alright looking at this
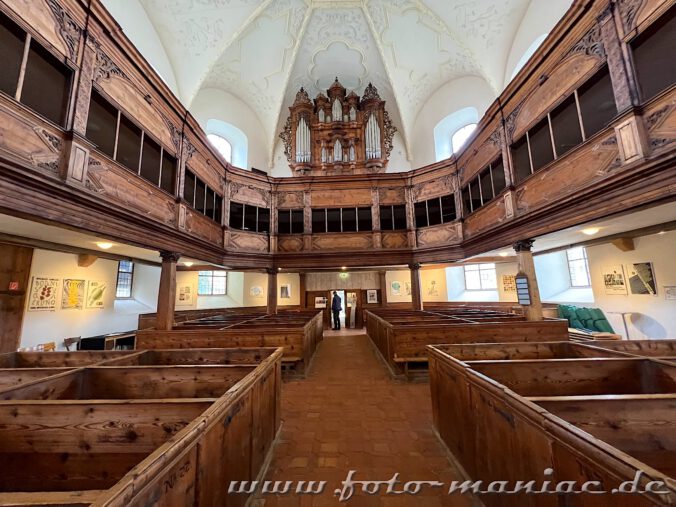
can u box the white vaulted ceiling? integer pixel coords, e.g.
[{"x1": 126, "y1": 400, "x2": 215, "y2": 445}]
[{"x1": 105, "y1": 0, "x2": 573, "y2": 168}]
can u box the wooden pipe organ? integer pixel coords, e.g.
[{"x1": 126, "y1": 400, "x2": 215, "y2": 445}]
[{"x1": 280, "y1": 78, "x2": 396, "y2": 176}]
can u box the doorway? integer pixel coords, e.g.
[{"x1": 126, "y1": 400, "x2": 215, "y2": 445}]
[{"x1": 329, "y1": 290, "x2": 346, "y2": 329}]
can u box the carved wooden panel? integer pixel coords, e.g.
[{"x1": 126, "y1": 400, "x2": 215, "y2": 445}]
[
  {"x1": 457, "y1": 124, "x2": 502, "y2": 186},
  {"x1": 511, "y1": 52, "x2": 605, "y2": 141},
  {"x1": 229, "y1": 182, "x2": 270, "y2": 208},
  {"x1": 277, "y1": 235, "x2": 304, "y2": 252},
  {"x1": 3, "y1": 0, "x2": 81, "y2": 61},
  {"x1": 381, "y1": 232, "x2": 409, "y2": 249},
  {"x1": 464, "y1": 199, "x2": 507, "y2": 238},
  {"x1": 515, "y1": 131, "x2": 620, "y2": 214},
  {"x1": 311, "y1": 233, "x2": 373, "y2": 251},
  {"x1": 184, "y1": 210, "x2": 223, "y2": 246},
  {"x1": 228, "y1": 230, "x2": 269, "y2": 253},
  {"x1": 310, "y1": 188, "x2": 372, "y2": 207},
  {"x1": 416, "y1": 222, "x2": 461, "y2": 248},
  {"x1": 618, "y1": 0, "x2": 665, "y2": 34},
  {"x1": 644, "y1": 92, "x2": 676, "y2": 157},
  {"x1": 378, "y1": 186, "x2": 405, "y2": 204},
  {"x1": 277, "y1": 191, "x2": 305, "y2": 209},
  {"x1": 411, "y1": 175, "x2": 454, "y2": 202},
  {"x1": 185, "y1": 140, "x2": 223, "y2": 194},
  {"x1": 0, "y1": 100, "x2": 64, "y2": 176},
  {"x1": 85, "y1": 155, "x2": 176, "y2": 226}
]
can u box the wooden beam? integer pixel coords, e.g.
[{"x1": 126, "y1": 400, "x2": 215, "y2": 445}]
[
  {"x1": 156, "y1": 252, "x2": 179, "y2": 331},
  {"x1": 409, "y1": 263, "x2": 423, "y2": 311},
  {"x1": 267, "y1": 269, "x2": 278, "y2": 315},
  {"x1": 77, "y1": 254, "x2": 98, "y2": 267},
  {"x1": 611, "y1": 237, "x2": 635, "y2": 252}
]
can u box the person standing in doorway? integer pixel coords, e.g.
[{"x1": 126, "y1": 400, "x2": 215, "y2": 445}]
[{"x1": 331, "y1": 291, "x2": 342, "y2": 330}]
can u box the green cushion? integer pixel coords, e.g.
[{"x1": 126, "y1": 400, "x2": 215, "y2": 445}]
[
  {"x1": 576, "y1": 307, "x2": 593, "y2": 321},
  {"x1": 589, "y1": 308, "x2": 606, "y2": 320},
  {"x1": 594, "y1": 319, "x2": 614, "y2": 333},
  {"x1": 570, "y1": 319, "x2": 584, "y2": 329}
]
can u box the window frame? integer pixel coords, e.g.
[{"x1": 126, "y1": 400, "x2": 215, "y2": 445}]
[
  {"x1": 115, "y1": 260, "x2": 134, "y2": 299},
  {"x1": 197, "y1": 270, "x2": 228, "y2": 296},
  {"x1": 566, "y1": 247, "x2": 592, "y2": 288},
  {"x1": 463, "y1": 263, "x2": 498, "y2": 291}
]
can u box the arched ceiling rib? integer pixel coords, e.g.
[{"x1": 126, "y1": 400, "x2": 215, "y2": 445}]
[{"x1": 116, "y1": 0, "x2": 575, "y2": 167}]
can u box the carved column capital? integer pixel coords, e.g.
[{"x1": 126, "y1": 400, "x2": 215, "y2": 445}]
[
  {"x1": 160, "y1": 251, "x2": 181, "y2": 263},
  {"x1": 408, "y1": 262, "x2": 422, "y2": 271},
  {"x1": 513, "y1": 239, "x2": 534, "y2": 253},
  {"x1": 266, "y1": 268, "x2": 278, "y2": 276}
]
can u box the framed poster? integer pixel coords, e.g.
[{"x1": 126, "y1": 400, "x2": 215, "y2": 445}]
[
  {"x1": 86, "y1": 281, "x2": 107, "y2": 309},
  {"x1": 626, "y1": 262, "x2": 657, "y2": 295},
  {"x1": 28, "y1": 277, "x2": 59, "y2": 311},
  {"x1": 390, "y1": 280, "x2": 402, "y2": 296},
  {"x1": 280, "y1": 284, "x2": 291, "y2": 299},
  {"x1": 314, "y1": 296, "x2": 327, "y2": 308},
  {"x1": 665, "y1": 286, "x2": 676, "y2": 300},
  {"x1": 602, "y1": 265, "x2": 628, "y2": 295},
  {"x1": 250, "y1": 286, "x2": 264, "y2": 299},
  {"x1": 501, "y1": 275, "x2": 516, "y2": 293},
  {"x1": 405, "y1": 281, "x2": 411, "y2": 296},
  {"x1": 61, "y1": 279, "x2": 85, "y2": 310},
  {"x1": 427, "y1": 280, "x2": 439, "y2": 296},
  {"x1": 176, "y1": 284, "x2": 194, "y2": 306},
  {"x1": 367, "y1": 289, "x2": 378, "y2": 304}
]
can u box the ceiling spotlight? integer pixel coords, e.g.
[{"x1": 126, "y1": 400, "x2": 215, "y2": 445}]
[
  {"x1": 183, "y1": 261, "x2": 194, "y2": 267},
  {"x1": 341, "y1": 266, "x2": 347, "y2": 270},
  {"x1": 581, "y1": 227, "x2": 600, "y2": 236},
  {"x1": 498, "y1": 252, "x2": 510, "y2": 257},
  {"x1": 278, "y1": 267, "x2": 282, "y2": 271},
  {"x1": 96, "y1": 242, "x2": 113, "y2": 250}
]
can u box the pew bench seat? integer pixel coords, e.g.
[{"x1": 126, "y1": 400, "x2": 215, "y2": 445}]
[{"x1": 393, "y1": 356, "x2": 429, "y2": 379}]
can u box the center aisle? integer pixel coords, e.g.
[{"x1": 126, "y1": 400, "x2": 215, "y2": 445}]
[{"x1": 252, "y1": 331, "x2": 476, "y2": 506}]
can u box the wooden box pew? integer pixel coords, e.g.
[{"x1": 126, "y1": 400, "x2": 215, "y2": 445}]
[
  {"x1": 428, "y1": 347, "x2": 676, "y2": 506},
  {"x1": 0, "y1": 348, "x2": 283, "y2": 506},
  {"x1": 430, "y1": 341, "x2": 630, "y2": 362},
  {"x1": 581, "y1": 339, "x2": 676, "y2": 361},
  {"x1": 96, "y1": 347, "x2": 279, "y2": 366}
]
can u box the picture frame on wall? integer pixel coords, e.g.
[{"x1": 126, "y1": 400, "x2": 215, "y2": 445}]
[
  {"x1": 28, "y1": 277, "x2": 59, "y2": 311},
  {"x1": 602, "y1": 265, "x2": 628, "y2": 295},
  {"x1": 391, "y1": 281, "x2": 402, "y2": 296},
  {"x1": 315, "y1": 296, "x2": 327, "y2": 308},
  {"x1": 625, "y1": 262, "x2": 657, "y2": 295},
  {"x1": 366, "y1": 289, "x2": 378, "y2": 304},
  {"x1": 176, "y1": 284, "x2": 195, "y2": 306},
  {"x1": 85, "y1": 281, "x2": 107, "y2": 309},
  {"x1": 61, "y1": 279, "x2": 85, "y2": 310},
  {"x1": 280, "y1": 284, "x2": 291, "y2": 299}
]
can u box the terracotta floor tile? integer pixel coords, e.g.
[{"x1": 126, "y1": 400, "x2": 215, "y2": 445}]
[{"x1": 251, "y1": 332, "x2": 477, "y2": 506}]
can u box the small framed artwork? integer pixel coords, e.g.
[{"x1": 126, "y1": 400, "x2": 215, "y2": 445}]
[
  {"x1": 280, "y1": 284, "x2": 291, "y2": 299},
  {"x1": 314, "y1": 296, "x2": 327, "y2": 308},
  {"x1": 602, "y1": 265, "x2": 628, "y2": 295},
  {"x1": 367, "y1": 289, "x2": 378, "y2": 304},
  {"x1": 625, "y1": 262, "x2": 657, "y2": 295},
  {"x1": 391, "y1": 280, "x2": 402, "y2": 296}
]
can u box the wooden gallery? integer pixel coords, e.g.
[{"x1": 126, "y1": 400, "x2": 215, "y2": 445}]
[{"x1": 0, "y1": 0, "x2": 674, "y2": 505}]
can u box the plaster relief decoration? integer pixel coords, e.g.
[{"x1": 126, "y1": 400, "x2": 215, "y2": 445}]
[
  {"x1": 250, "y1": 286, "x2": 264, "y2": 299},
  {"x1": 61, "y1": 279, "x2": 85, "y2": 310},
  {"x1": 280, "y1": 283, "x2": 291, "y2": 299},
  {"x1": 501, "y1": 275, "x2": 517, "y2": 293},
  {"x1": 626, "y1": 262, "x2": 657, "y2": 296},
  {"x1": 86, "y1": 281, "x2": 107, "y2": 309},
  {"x1": 602, "y1": 265, "x2": 628, "y2": 295},
  {"x1": 176, "y1": 284, "x2": 195, "y2": 307},
  {"x1": 28, "y1": 277, "x2": 59, "y2": 311},
  {"x1": 281, "y1": 79, "x2": 395, "y2": 176}
]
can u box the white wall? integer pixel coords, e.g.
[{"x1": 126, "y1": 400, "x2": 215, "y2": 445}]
[
  {"x1": 585, "y1": 232, "x2": 676, "y2": 339},
  {"x1": 20, "y1": 250, "x2": 154, "y2": 350}
]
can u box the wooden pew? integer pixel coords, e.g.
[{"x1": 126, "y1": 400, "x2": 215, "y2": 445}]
[{"x1": 0, "y1": 347, "x2": 283, "y2": 506}]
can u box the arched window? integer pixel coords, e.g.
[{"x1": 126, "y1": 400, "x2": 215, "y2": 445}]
[
  {"x1": 451, "y1": 123, "x2": 478, "y2": 154},
  {"x1": 207, "y1": 133, "x2": 232, "y2": 163}
]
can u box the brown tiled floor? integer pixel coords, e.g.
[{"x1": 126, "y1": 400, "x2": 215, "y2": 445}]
[{"x1": 251, "y1": 331, "x2": 476, "y2": 506}]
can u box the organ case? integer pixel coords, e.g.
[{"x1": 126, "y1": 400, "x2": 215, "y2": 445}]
[{"x1": 280, "y1": 78, "x2": 396, "y2": 176}]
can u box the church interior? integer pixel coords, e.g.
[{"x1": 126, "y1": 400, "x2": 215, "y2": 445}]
[{"x1": 0, "y1": 0, "x2": 674, "y2": 504}]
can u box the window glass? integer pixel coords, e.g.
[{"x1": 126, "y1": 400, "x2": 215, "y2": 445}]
[
  {"x1": 567, "y1": 247, "x2": 591, "y2": 287},
  {"x1": 257, "y1": 207, "x2": 270, "y2": 233},
  {"x1": 243, "y1": 204, "x2": 257, "y2": 231},
  {"x1": 491, "y1": 158, "x2": 506, "y2": 193},
  {"x1": 427, "y1": 198, "x2": 442, "y2": 226},
  {"x1": 207, "y1": 133, "x2": 232, "y2": 163},
  {"x1": 380, "y1": 205, "x2": 393, "y2": 231},
  {"x1": 528, "y1": 117, "x2": 554, "y2": 171},
  {"x1": 312, "y1": 209, "x2": 326, "y2": 233},
  {"x1": 22, "y1": 41, "x2": 71, "y2": 126},
  {"x1": 393, "y1": 205, "x2": 407, "y2": 230},
  {"x1": 195, "y1": 178, "x2": 206, "y2": 214},
  {"x1": 358, "y1": 207, "x2": 372, "y2": 231},
  {"x1": 469, "y1": 178, "x2": 482, "y2": 211},
  {"x1": 327, "y1": 208, "x2": 341, "y2": 233},
  {"x1": 342, "y1": 208, "x2": 357, "y2": 232},
  {"x1": 115, "y1": 260, "x2": 134, "y2": 298},
  {"x1": 139, "y1": 134, "x2": 161, "y2": 186},
  {"x1": 550, "y1": 95, "x2": 583, "y2": 157},
  {"x1": 198, "y1": 271, "x2": 227, "y2": 296},
  {"x1": 229, "y1": 202, "x2": 244, "y2": 229},
  {"x1": 291, "y1": 209, "x2": 304, "y2": 234},
  {"x1": 464, "y1": 263, "x2": 497, "y2": 290},
  {"x1": 441, "y1": 195, "x2": 455, "y2": 223},
  {"x1": 116, "y1": 115, "x2": 142, "y2": 173},
  {"x1": 278, "y1": 209, "x2": 291, "y2": 234},
  {"x1": 462, "y1": 186, "x2": 472, "y2": 215},
  {"x1": 184, "y1": 170, "x2": 196, "y2": 207},
  {"x1": 205, "y1": 187, "x2": 215, "y2": 220},
  {"x1": 631, "y1": 7, "x2": 676, "y2": 102},
  {"x1": 160, "y1": 152, "x2": 176, "y2": 194},
  {"x1": 511, "y1": 136, "x2": 532, "y2": 182},
  {"x1": 0, "y1": 13, "x2": 24, "y2": 96},
  {"x1": 577, "y1": 67, "x2": 617, "y2": 138},
  {"x1": 414, "y1": 201, "x2": 428, "y2": 228},
  {"x1": 479, "y1": 169, "x2": 493, "y2": 204},
  {"x1": 451, "y1": 123, "x2": 477, "y2": 153},
  {"x1": 86, "y1": 90, "x2": 118, "y2": 158}
]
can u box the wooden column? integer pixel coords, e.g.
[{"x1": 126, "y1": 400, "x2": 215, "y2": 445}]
[
  {"x1": 599, "y1": 5, "x2": 638, "y2": 112},
  {"x1": 378, "y1": 270, "x2": 388, "y2": 306},
  {"x1": 513, "y1": 239, "x2": 543, "y2": 321},
  {"x1": 156, "y1": 251, "x2": 180, "y2": 331},
  {"x1": 299, "y1": 272, "x2": 307, "y2": 308},
  {"x1": 409, "y1": 262, "x2": 423, "y2": 311},
  {"x1": 267, "y1": 268, "x2": 278, "y2": 315}
]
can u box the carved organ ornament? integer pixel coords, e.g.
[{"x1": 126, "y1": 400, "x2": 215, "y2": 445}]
[{"x1": 280, "y1": 78, "x2": 396, "y2": 176}]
